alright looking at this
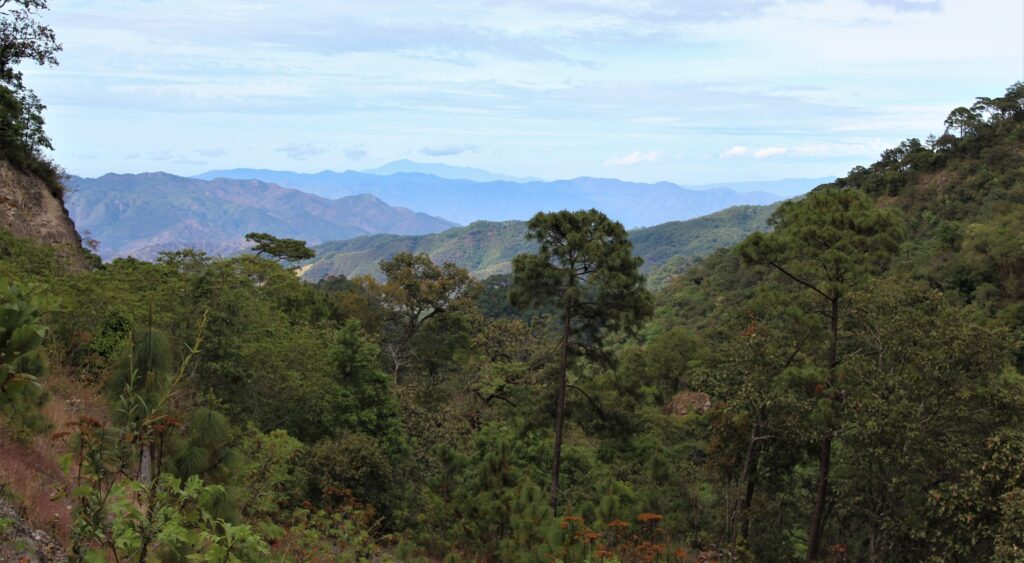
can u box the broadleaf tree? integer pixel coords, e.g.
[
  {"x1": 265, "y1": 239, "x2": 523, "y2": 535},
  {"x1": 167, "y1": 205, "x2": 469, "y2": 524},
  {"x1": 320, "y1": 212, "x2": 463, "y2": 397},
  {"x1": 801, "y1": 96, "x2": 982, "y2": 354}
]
[
  {"x1": 0, "y1": 0, "x2": 62, "y2": 186},
  {"x1": 375, "y1": 252, "x2": 480, "y2": 380},
  {"x1": 0, "y1": 277, "x2": 54, "y2": 432}
]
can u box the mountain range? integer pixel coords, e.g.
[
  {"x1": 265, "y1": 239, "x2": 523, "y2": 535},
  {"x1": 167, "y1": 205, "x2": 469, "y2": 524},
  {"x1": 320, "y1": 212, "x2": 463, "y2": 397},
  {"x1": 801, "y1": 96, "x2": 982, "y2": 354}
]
[
  {"x1": 194, "y1": 167, "x2": 822, "y2": 227},
  {"x1": 64, "y1": 173, "x2": 455, "y2": 260},
  {"x1": 300, "y1": 204, "x2": 778, "y2": 283},
  {"x1": 65, "y1": 162, "x2": 818, "y2": 267},
  {"x1": 360, "y1": 159, "x2": 539, "y2": 183}
]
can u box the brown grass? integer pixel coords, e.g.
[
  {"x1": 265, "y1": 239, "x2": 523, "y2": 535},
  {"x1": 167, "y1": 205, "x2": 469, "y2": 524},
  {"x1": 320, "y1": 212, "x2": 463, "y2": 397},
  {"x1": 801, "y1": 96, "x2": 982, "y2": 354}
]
[{"x1": 0, "y1": 365, "x2": 108, "y2": 543}]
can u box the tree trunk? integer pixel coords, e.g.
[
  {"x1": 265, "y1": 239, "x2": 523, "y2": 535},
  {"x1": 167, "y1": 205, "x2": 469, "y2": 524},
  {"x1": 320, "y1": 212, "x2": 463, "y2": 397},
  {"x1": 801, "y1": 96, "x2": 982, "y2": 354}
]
[
  {"x1": 138, "y1": 442, "x2": 152, "y2": 484},
  {"x1": 806, "y1": 296, "x2": 840, "y2": 562},
  {"x1": 737, "y1": 414, "x2": 764, "y2": 544},
  {"x1": 806, "y1": 432, "x2": 833, "y2": 562},
  {"x1": 868, "y1": 521, "x2": 879, "y2": 563},
  {"x1": 550, "y1": 304, "x2": 571, "y2": 511}
]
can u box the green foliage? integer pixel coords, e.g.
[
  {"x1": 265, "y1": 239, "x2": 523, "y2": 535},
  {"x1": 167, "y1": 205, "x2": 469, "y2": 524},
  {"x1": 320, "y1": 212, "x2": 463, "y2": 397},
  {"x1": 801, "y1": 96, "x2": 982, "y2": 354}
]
[
  {"x1": 440, "y1": 424, "x2": 556, "y2": 559},
  {"x1": 740, "y1": 188, "x2": 905, "y2": 302},
  {"x1": 309, "y1": 432, "x2": 394, "y2": 517},
  {"x1": 236, "y1": 428, "x2": 309, "y2": 521},
  {"x1": 374, "y1": 251, "x2": 481, "y2": 379},
  {"x1": 830, "y1": 282, "x2": 1021, "y2": 561},
  {"x1": 63, "y1": 315, "x2": 269, "y2": 561},
  {"x1": 272, "y1": 501, "x2": 384, "y2": 561},
  {"x1": 307, "y1": 220, "x2": 538, "y2": 281},
  {"x1": 925, "y1": 431, "x2": 1024, "y2": 561},
  {"x1": 512, "y1": 209, "x2": 653, "y2": 509},
  {"x1": 0, "y1": 277, "x2": 53, "y2": 432},
  {"x1": 4, "y1": 82, "x2": 1024, "y2": 562},
  {"x1": 71, "y1": 472, "x2": 269, "y2": 562},
  {"x1": 305, "y1": 205, "x2": 778, "y2": 286},
  {"x1": 0, "y1": 229, "x2": 64, "y2": 281},
  {"x1": 244, "y1": 232, "x2": 315, "y2": 264},
  {"x1": 0, "y1": 1, "x2": 63, "y2": 195},
  {"x1": 739, "y1": 187, "x2": 905, "y2": 559},
  {"x1": 512, "y1": 209, "x2": 654, "y2": 364}
]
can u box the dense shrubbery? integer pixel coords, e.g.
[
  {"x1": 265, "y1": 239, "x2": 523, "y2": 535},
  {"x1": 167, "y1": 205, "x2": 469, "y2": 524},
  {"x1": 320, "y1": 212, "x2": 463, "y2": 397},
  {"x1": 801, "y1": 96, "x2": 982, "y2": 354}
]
[{"x1": 1, "y1": 84, "x2": 1024, "y2": 560}]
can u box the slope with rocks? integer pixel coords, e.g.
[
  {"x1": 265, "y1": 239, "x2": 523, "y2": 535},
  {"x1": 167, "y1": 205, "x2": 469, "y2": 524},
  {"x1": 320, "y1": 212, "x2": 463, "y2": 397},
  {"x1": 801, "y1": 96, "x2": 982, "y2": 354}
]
[{"x1": 0, "y1": 160, "x2": 86, "y2": 268}]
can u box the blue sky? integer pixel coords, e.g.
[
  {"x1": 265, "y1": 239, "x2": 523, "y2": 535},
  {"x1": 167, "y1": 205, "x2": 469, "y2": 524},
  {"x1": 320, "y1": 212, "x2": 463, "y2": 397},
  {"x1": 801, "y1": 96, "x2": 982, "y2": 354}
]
[{"x1": 27, "y1": 0, "x2": 1024, "y2": 183}]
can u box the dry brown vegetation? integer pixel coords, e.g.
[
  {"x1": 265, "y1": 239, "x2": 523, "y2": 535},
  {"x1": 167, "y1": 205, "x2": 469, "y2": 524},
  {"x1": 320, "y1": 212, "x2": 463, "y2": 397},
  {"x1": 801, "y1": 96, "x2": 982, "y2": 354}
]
[{"x1": 0, "y1": 366, "x2": 107, "y2": 542}]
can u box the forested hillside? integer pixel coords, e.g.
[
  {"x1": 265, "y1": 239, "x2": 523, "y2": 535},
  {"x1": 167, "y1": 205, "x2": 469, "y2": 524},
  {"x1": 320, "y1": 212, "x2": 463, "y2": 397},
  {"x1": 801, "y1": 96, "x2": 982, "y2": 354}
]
[
  {"x1": 2, "y1": 15, "x2": 1024, "y2": 555},
  {"x1": 303, "y1": 204, "x2": 778, "y2": 283}
]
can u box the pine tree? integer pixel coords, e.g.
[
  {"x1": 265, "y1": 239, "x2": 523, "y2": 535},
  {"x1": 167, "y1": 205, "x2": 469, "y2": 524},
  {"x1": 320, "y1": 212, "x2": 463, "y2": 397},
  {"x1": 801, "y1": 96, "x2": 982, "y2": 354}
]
[
  {"x1": 511, "y1": 209, "x2": 653, "y2": 510},
  {"x1": 739, "y1": 187, "x2": 904, "y2": 561}
]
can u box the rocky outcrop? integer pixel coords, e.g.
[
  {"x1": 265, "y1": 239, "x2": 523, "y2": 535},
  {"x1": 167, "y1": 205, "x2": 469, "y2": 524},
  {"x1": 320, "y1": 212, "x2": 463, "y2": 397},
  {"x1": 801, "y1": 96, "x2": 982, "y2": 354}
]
[
  {"x1": 0, "y1": 499, "x2": 65, "y2": 562},
  {"x1": 0, "y1": 160, "x2": 86, "y2": 267},
  {"x1": 664, "y1": 391, "x2": 712, "y2": 416}
]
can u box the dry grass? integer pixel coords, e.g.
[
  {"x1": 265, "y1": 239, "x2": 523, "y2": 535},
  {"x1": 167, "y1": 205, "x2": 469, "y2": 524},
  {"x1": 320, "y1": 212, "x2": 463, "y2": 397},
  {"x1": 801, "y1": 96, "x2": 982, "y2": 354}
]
[{"x1": 0, "y1": 366, "x2": 108, "y2": 543}]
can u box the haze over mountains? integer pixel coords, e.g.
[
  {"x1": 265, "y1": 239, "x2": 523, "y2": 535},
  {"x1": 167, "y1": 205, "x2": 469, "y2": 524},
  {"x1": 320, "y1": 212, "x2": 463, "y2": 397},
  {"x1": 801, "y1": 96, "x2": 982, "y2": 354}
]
[
  {"x1": 65, "y1": 173, "x2": 455, "y2": 260},
  {"x1": 360, "y1": 159, "x2": 540, "y2": 183},
  {"x1": 64, "y1": 161, "x2": 825, "y2": 265},
  {"x1": 195, "y1": 163, "x2": 826, "y2": 227}
]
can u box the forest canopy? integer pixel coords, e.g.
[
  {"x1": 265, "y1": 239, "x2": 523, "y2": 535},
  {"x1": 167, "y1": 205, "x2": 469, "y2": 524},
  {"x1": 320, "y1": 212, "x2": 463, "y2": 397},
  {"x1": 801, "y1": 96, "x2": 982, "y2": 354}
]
[{"x1": 2, "y1": 73, "x2": 1024, "y2": 560}]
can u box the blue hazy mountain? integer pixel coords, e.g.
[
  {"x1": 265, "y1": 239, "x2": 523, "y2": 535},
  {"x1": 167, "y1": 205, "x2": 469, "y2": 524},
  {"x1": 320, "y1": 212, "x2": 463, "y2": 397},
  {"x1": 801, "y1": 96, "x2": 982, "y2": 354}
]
[
  {"x1": 65, "y1": 172, "x2": 456, "y2": 260},
  {"x1": 360, "y1": 159, "x2": 539, "y2": 183},
  {"x1": 194, "y1": 167, "x2": 821, "y2": 227},
  {"x1": 697, "y1": 177, "x2": 834, "y2": 198}
]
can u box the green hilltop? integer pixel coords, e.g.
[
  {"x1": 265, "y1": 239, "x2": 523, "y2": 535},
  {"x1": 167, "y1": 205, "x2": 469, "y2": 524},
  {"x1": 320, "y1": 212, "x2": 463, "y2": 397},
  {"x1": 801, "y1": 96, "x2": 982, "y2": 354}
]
[{"x1": 302, "y1": 203, "x2": 780, "y2": 284}]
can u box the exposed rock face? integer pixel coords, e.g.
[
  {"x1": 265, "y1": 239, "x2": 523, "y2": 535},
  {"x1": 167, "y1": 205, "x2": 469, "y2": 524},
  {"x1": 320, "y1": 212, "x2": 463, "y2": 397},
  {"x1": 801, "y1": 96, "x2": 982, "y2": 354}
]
[
  {"x1": 0, "y1": 499, "x2": 66, "y2": 562},
  {"x1": 664, "y1": 391, "x2": 712, "y2": 416},
  {"x1": 0, "y1": 160, "x2": 85, "y2": 265}
]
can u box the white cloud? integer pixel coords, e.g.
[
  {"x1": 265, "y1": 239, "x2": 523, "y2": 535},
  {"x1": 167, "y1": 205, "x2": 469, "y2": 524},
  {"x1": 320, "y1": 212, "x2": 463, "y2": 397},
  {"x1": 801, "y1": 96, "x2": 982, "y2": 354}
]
[
  {"x1": 719, "y1": 145, "x2": 750, "y2": 158},
  {"x1": 753, "y1": 147, "x2": 788, "y2": 158},
  {"x1": 276, "y1": 143, "x2": 328, "y2": 161},
  {"x1": 605, "y1": 150, "x2": 662, "y2": 166},
  {"x1": 195, "y1": 148, "x2": 226, "y2": 158},
  {"x1": 421, "y1": 144, "x2": 479, "y2": 157},
  {"x1": 344, "y1": 147, "x2": 368, "y2": 161},
  {"x1": 790, "y1": 140, "x2": 889, "y2": 157},
  {"x1": 35, "y1": 0, "x2": 1021, "y2": 180}
]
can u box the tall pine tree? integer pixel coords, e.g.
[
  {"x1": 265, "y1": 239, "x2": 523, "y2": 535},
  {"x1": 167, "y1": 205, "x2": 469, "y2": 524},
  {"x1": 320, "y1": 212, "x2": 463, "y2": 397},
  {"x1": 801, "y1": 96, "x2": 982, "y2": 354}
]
[
  {"x1": 739, "y1": 187, "x2": 904, "y2": 561},
  {"x1": 511, "y1": 209, "x2": 652, "y2": 510}
]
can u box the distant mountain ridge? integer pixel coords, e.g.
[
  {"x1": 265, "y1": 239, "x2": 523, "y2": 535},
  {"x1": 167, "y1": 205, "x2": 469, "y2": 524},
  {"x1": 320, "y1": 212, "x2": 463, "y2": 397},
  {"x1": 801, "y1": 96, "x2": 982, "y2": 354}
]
[
  {"x1": 65, "y1": 172, "x2": 456, "y2": 260},
  {"x1": 301, "y1": 204, "x2": 778, "y2": 283},
  {"x1": 696, "y1": 177, "x2": 834, "y2": 198},
  {"x1": 194, "y1": 167, "x2": 815, "y2": 227},
  {"x1": 360, "y1": 159, "x2": 539, "y2": 183}
]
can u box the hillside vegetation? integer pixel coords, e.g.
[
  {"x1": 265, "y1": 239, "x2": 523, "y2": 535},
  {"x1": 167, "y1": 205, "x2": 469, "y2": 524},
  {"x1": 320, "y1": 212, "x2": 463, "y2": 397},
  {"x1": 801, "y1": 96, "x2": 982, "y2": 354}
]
[
  {"x1": 3, "y1": 78, "x2": 1024, "y2": 561},
  {"x1": 304, "y1": 203, "x2": 779, "y2": 283}
]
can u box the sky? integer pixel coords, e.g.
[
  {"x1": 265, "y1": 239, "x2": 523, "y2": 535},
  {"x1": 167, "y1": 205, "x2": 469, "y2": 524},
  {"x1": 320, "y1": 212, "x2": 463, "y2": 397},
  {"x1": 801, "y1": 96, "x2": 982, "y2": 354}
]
[{"x1": 26, "y1": 0, "x2": 1024, "y2": 184}]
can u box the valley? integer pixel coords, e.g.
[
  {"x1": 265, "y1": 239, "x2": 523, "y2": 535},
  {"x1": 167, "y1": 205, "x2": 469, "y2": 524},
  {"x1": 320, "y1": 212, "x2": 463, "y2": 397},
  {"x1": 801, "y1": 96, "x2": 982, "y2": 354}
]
[{"x1": 1, "y1": 1, "x2": 1021, "y2": 561}]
